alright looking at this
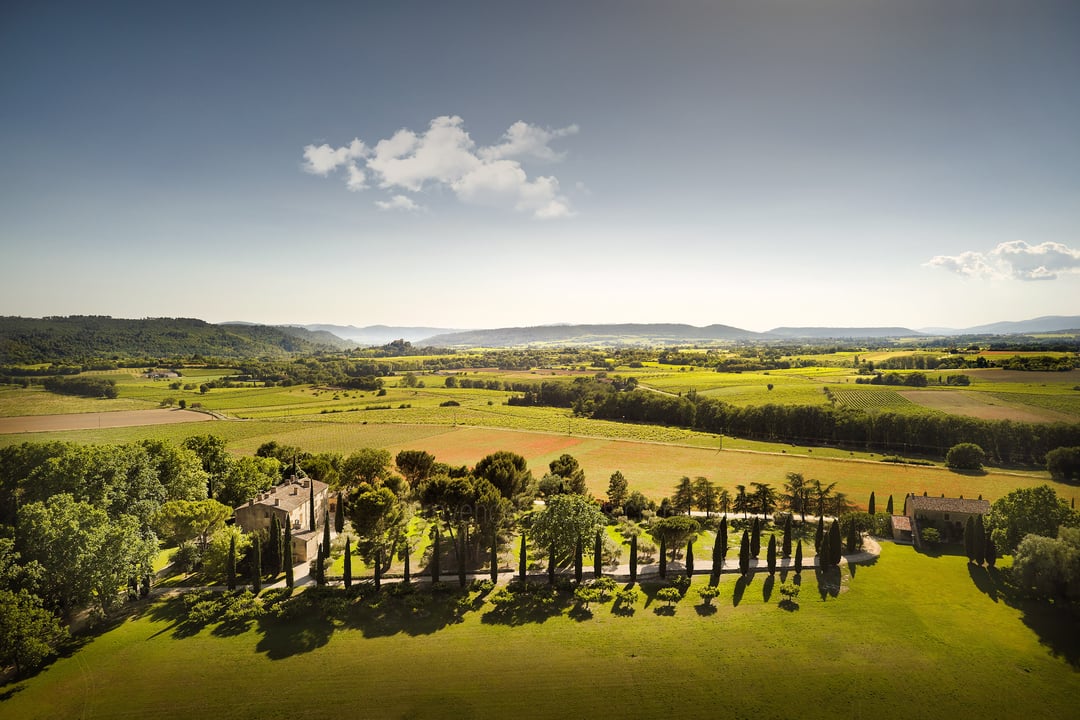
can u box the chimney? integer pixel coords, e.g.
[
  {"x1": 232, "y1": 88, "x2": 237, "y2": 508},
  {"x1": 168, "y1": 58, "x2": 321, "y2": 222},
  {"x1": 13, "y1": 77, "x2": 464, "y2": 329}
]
[
  {"x1": 274, "y1": 499, "x2": 280, "y2": 506},
  {"x1": 302, "y1": 479, "x2": 309, "y2": 488},
  {"x1": 292, "y1": 487, "x2": 298, "y2": 496},
  {"x1": 248, "y1": 500, "x2": 254, "y2": 506}
]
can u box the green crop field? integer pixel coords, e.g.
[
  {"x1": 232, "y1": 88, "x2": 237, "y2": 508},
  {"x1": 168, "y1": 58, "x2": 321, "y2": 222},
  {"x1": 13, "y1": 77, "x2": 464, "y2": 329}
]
[
  {"x1": 3, "y1": 543, "x2": 1077, "y2": 719},
  {"x1": 827, "y1": 387, "x2": 917, "y2": 412}
]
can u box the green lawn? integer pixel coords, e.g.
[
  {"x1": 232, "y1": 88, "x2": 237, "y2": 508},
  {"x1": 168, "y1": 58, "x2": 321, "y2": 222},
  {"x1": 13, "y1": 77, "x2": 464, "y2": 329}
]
[{"x1": 3, "y1": 543, "x2": 1077, "y2": 719}]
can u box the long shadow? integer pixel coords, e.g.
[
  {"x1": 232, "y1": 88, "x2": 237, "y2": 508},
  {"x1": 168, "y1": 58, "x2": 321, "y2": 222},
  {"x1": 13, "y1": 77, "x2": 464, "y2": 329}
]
[
  {"x1": 762, "y1": 574, "x2": 775, "y2": 602},
  {"x1": 694, "y1": 603, "x2": 718, "y2": 616},
  {"x1": 732, "y1": 574, "x2": 750, "y2": 607},
  {"x1": 816, "y1": 567, "x2": 841, "y2": 600},
  {"x1": 480, "y1": 582, "x2": 572, "y2": 626},
  {"x1": 967, "y1": 563, "x2": 999, "y2": 603}
]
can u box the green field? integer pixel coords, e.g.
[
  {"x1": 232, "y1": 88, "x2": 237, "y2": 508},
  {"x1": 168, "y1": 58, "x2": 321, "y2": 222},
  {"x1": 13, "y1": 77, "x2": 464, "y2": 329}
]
[{"x1": 3, "y1": 543, "x2": 1077, "y2": 719}]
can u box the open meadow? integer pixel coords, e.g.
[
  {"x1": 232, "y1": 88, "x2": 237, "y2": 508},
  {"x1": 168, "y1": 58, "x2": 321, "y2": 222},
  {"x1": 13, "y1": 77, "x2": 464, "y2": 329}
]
[{"x1": 3, "y1": 544, "x2": 1077, "y2": 720}]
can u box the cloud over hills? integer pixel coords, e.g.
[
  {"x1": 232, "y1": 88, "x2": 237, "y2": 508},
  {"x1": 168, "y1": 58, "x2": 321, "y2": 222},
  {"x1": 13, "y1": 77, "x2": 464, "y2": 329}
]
[
  {"x1": 302, "y1": 116, "x2": 577, "y2": 218},
  {"x1": 926, "y1": 241, "x2": 1080, "y2": 281}
]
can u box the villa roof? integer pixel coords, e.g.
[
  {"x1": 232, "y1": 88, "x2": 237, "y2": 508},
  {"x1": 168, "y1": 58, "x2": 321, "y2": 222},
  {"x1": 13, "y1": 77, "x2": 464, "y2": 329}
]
[
  {"x1": 236, "y1": 476, "x2": 328, "y2": 513},
  {"x1": 891, "y1": 515, "x2": 911, "y2": 532},
  {"x1": 907, "y1": 495, "x2": 990, "y2": 515}
]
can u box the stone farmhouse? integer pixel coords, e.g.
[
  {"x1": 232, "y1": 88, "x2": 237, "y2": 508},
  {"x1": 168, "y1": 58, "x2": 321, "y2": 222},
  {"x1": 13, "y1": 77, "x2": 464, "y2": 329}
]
[
  {"x1": 234, "y1": 476, "x2": 331, "y2": 564},
  {"x1": 904, "y1": 493, "x2": 990, "y2": 548}
]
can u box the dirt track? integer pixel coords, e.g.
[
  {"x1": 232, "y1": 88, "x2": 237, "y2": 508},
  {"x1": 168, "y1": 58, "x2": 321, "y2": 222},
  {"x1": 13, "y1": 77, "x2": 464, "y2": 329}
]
[{"x1": 0, "y1": 409, "x2": 215, "y2": 434}]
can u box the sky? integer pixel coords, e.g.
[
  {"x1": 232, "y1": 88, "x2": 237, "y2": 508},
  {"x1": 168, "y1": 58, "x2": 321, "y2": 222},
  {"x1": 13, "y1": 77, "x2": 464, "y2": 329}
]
[{"x1": 2, "y1": 0, "x2": 1079, "y2": 333}]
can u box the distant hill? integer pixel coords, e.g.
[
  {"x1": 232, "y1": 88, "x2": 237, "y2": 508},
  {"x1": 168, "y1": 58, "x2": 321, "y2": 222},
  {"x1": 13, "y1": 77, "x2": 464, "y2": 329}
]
[
  {"x1": 764, "y1": 327, "x2": 923, "y2": 339},
  {"x1": 0, "y1": 316, "x2": 346, "y2": 363},
  {"x1": 919, "y1": 315, "x2": 1080, "y2": 335},
  {"x1": 420, "y1": 323, "x2": 763, "y2": 347},
  {"x1": 298, "y1": 324, "x2": 461, "y2": 346}
]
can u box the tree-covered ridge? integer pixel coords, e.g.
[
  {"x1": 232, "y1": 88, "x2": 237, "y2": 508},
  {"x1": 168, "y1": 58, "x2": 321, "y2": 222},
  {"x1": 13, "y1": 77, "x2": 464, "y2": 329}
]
[{"x1": 0, "y1": 316, "x2": 350, "y2": 363}]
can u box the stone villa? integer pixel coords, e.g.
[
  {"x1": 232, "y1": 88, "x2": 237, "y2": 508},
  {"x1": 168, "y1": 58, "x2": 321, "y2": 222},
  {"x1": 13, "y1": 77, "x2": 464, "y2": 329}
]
[{"x1": 234, "y1": 476, "x2": 331, "y2": 564}]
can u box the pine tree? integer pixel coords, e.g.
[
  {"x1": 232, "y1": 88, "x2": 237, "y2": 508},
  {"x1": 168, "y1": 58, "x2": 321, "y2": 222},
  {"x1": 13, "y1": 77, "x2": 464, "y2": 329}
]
[
  {"x1": 284, "y1": 522, "x2": 294, "y2": 588},
  {"x1": 374, "y1": 545, "x2": 381, "y2": 591},
  {"x1": 548, "y1": 543, "x2": 556, "y2": 585},
  {"x1": 629, "y1": 533, "x2": 638, "y2": 584},
  {"x1": 886, "y1": 495, "x2": 894, "y2": 515},
  {"x1": 490, "y1": 529, "x2": 499, "y2": 584},
  {"x1": 308, "y1": 481, "x2": 316, "y2": 532},
  {"x1": 432, "y1": 526, "x2": 441, "y2": 583},
  {"x1": 343, "y1": 537, "x2": 352, "y2": 588},
  {"x1": 964, "y1": 516, "x2": 976, "y2": 562},
  {"x1": 594, "y1": 530, "x2": 603, "y2": 579},
  {"x1": 794, "y1": 539, "x2": 803, "y2": 575},
  {"x1": 815, "y1": 516, "x2": 824, "y2": 551},
  {"x1": 659, "y1": 535, "x2": 667, "y2": 578},
  {"x1": 226, "y1": 533, "x2": 237, "y2": 590},
  {"x1": 974, "y1": 514, "x2": 986, "y2": 566},
  {"x1": 738, "y1": 530, "x2": 750, "y2": 576},
  {"x1": 750, "y1": 517, "x2": 761, "y2": 558},
  {"x1": 251, "y1": 540, "x2": 262, "y2": 593},
  {"x1": 868, "y1": 491, "x2": 876, "y2": 515},
  {"x1": 574, "y1": 536, "x2": 583, "y2": 583},
  {"x1": 519, "y1": 533, "x2": 527, "y2": 582},
  {"x1": 334, "y1": 493, "x2": 344, "y2": 534},
  {"x1": 782, "y1": 514, "x2": 792, "y2": 558},
  {"x1": 829, "y1": 521, "x2": 842, "y2": 566},
  {"x1": 767, "y1": 534, "x2": 777, "y2": 575},
  {"x1": 685, "y1": 538, "x2": 694, "y2": 578}
]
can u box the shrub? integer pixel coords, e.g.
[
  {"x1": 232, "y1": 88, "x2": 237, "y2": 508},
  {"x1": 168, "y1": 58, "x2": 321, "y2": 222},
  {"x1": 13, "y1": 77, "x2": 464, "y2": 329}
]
[
  {"x1": 920, "y1": 527, "x2": 941, "y2": 545},
  {"x1": 945, "y1": 443, "x2": 986, "y2": 471},
  {"x1": 697, "y1": 585, "x2": 721, "y2": 606},
  {"x1": 656, "y1": 587, "x2": 681, "y2": 607},
  {"x1": 779, "y1": 580, "x2": 800, "y2": 602}
]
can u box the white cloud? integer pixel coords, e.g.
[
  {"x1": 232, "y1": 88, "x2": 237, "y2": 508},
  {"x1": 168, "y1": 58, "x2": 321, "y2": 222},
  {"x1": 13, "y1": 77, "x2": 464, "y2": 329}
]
[
  {"x1": 926, "y1": 241, "x2": 1080, "y2": 281},
  {"x1": 301, "y1": 138, "x2": 367, "y2": 175},
  {"x1": 374, "y1": 194, "x2": 424, "y2": 212},
  {"x1": 302, "y1": 116, "x2": 577, "y2": 218}
]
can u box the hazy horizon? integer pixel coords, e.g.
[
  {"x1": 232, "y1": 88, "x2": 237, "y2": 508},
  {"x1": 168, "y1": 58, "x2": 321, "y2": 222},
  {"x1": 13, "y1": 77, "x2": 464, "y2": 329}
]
[{"x1": 2, "y1": 1, "x2": 1079, "y2": 330}]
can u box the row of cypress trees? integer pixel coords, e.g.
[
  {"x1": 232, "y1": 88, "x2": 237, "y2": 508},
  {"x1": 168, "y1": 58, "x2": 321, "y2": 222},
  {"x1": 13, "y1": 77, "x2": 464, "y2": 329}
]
[{"x1": 963, "y1": 514, "x2": 998, "y2": 567}]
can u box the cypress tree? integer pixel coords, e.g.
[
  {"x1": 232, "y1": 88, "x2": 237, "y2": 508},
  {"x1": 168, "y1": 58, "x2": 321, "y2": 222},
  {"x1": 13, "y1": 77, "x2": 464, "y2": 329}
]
[
  {"x1": 738, "y1": 530, "x2": 750, "y2": 576},
  {"x1": 974, "y1": 514, "x2": 986, "y2": 566},
  {"x1": 711, "y1": 526, "x2": 724, "y2": 584},
  {"x1": 750, "y1": 517, "x2": 761, "y2": 558},
  {"x1": 574, "y1": 536, "x2": 583, "y2": 583},
  {"x1": 251, "y1": 540, "x2": 262, "y2": 593},
  {"x1": 818, "y1": 529, "x2": 830, "y2": 568},
  {"x1": 432, "y1": 526, "x2": 441, "y2": 583},
  {"x1": 343, "y1": 537, "x2": 352, "y2": 588},
  {"x1": 334, "y1": 493, "x2": 344, "y2": 534},
  {"x1": 548, "y1": 543, "x2": 556, "y2": 585},
  {"x1": 594, "y1": 531, "x2": 603, "y2": 579},
  {"x1": 868, "y1": 491, "x2": 876, "y2": 515},
  {"x1": 719, "y1": 515, "x2": 728, "y2": 560},
  {"x1": 829, "y1": 521, "x2": 842, "y2": 566},
  {"x1": 964, "y1": 516, "x2": 976, "y2": 562},
  {"x1": 226, "y1": 533, "x2": 237, "y2": 591},
  {"x1": 815, "y1": 516, "x2": 824, "y2": 551},
  {"x1": 886, "y1": 495, "x2": 894, "y2": 515},
  {"x1": 782, "y1": 514, "x2": 792, "y2": 558},
  {"x1": 685, "y1": 538, "x2": 694, "y2": 578},
  {"x1": 794, "y1": 539, "x2": 803, "y2": 575},
  {"x1": 629, "y1": 533, "x2": 638, "y2": 584},
  {"x1": 403, "y1": 543, "x2": 411, "y2": 584},
  {"x1": 659, "y1": 535, "x2": 667, "y2": 578},
  {"x1": 767, "y1": 534, "x2": 777, "y2": 574},
  {"x1": 284, "y1": 522, "x2": 294, "y2": 588},
  {"x1": 490, "y1": 530, "x2": 499, "y2": 584},
  {"x1": 985, "y1": 536, "x2": 997, "y2": 568},
  {"x1": 266, "y1": 515, "x2": 281, "y2": 577},
  {"x1": 519, "y1": 533, "x2": 527, "y2": 582},
  {"x1": 308, "y1": 481, "x2": 316, "y2": 532},
  {"x1": 322, "y1": 510, "x2": 331, "y2": 560},
  {"x1": 846, "y1": 519, "x2": 857, "y2": 553},
  {"x1": 315, "y1": 542, "x2": 325, "y2": 586}
]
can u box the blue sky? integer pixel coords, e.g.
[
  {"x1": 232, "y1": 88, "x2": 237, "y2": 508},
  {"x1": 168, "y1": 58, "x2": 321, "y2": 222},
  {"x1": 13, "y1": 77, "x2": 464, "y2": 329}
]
[{"x1": 2, "y1": 0, "x2": 1079, "y2": 332}]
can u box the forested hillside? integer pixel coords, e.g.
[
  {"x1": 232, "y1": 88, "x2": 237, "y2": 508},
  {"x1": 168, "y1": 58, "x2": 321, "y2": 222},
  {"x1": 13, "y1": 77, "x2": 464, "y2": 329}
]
[{"x1": 0, "y1": 316, "x2": 349, "y2": 363}]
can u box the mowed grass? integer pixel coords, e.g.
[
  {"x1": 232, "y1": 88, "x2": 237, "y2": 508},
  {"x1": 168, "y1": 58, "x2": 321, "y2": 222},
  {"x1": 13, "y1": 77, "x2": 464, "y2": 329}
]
[{"x1": 4, "y1": 544, "x2": 1077, "y2": 720}]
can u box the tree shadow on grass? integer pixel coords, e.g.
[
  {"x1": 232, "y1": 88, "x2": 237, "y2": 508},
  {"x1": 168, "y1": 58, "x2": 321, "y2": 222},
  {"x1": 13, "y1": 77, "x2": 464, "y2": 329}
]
[
  {"x1": 255, "y1": 612, "x2": 334, "y2": 660},
  {"x1": 816, "y1": 567, "x2": 841, "y2": 600},
  {"x1": 480, "y1": 583, "x2": 572, "y2": 626},
  {"x1": 762, "y1": 574, "x2": 775, "y2": 602},
  {"x1": 0, "y1": 683, "x2": 26, "y2": 701},
  {"x1": 653, "y1": 604, "x2": 676, "y2": 616},
  {"x1": 732, "y1": 574, "x2": 751, "y2": 607},
  {"x1": 778, "y1": 599, "x2": 799, "y2": 612},
  {"x1": 968, "y1": 564, "x2": 1000, "y2": 603},
  {"x1": 568, "y1": 604, "x2": 593, "y2": 622},
  {"x1": 694, "y1": 603, "x2": 718, "y2": 616}
]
